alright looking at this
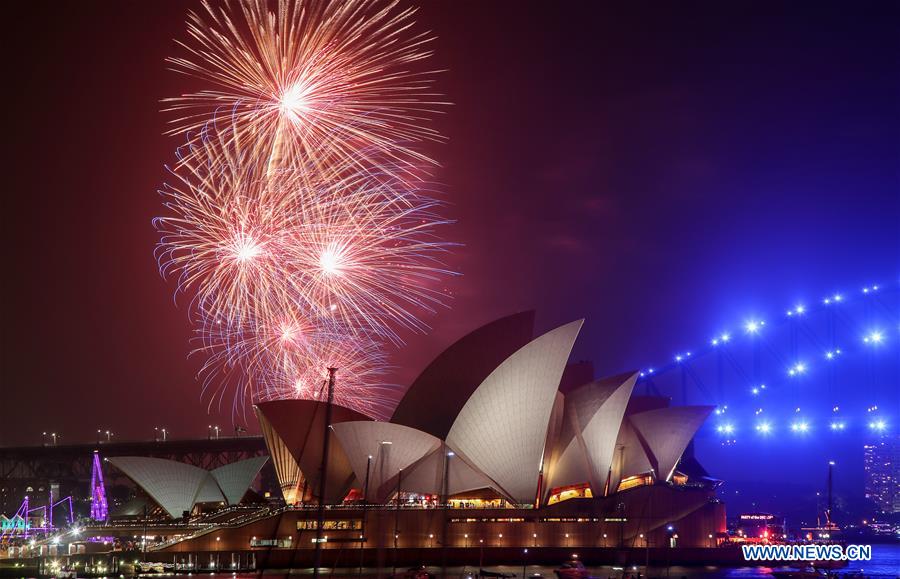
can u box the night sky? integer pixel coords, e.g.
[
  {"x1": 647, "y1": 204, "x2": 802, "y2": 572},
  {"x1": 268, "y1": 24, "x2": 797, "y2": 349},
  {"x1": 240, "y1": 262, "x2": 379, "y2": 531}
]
[{"x1": 2, "y1": 1, "x2": 898, "y2": 520}]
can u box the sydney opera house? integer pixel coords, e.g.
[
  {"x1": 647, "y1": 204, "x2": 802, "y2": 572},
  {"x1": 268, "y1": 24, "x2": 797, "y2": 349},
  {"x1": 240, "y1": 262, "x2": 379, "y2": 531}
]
[{"x1": 112, "y1": 313, "x2": 725, "y2": 563}]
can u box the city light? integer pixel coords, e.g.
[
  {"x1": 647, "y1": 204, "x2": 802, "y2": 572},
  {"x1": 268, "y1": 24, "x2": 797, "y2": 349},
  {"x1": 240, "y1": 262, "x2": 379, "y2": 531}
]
[
  {"x1": 744, "y1": 319, "x2": 764, "y2": 334},
  {"x1": 788, "y1": 361, "x2": 807, "y2": 376},
  {"x1": 863, "y1": 331, "x2": 884, "y2": 345},
  {"x1": 790, "y1": 421, "x2": 810, "y2": 433},
  {"x1": 716, "y1": 423, "x2": 735, "y2": 435},
  {"x1": 786, "y1": 304, "x2": 806, "y2": 317},
  {"x1": 868, "y1": 419, "x2": 887, "y2": 432},
  {"x1": 829, "y1": 421, "x2": 846, "y2": 431},
  {"x1": 756, "y1": 421, "x2": 772, "y2": 435}
]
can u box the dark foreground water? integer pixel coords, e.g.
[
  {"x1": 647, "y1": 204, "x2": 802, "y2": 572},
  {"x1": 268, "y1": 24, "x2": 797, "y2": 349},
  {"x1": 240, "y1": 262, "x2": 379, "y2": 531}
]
[
  {"x1": 8, "y1": 544, "x2": 899, "y2": 578},
  {"x1": 143, "y1": 543, "x2": 896, "y2": 578}
]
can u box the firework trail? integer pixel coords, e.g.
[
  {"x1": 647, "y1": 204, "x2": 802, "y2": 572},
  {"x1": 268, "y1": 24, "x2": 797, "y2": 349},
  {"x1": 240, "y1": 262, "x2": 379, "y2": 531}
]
[
  {"x1": 157, "y1": 0, "x2": 452, "y2": 418},
  {"x1": 166, "y1": 0, "x2": 447, "y2": 181}
]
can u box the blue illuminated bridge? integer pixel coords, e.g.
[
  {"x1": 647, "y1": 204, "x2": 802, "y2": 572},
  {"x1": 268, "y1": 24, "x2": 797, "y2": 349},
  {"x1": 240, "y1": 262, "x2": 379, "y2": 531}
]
[
  {"x1": 633, "y1": 280, "x2": 898, "y2": 440},
  {"x1": 624, "y1": 278, "x2": 897, "y2": 520}
]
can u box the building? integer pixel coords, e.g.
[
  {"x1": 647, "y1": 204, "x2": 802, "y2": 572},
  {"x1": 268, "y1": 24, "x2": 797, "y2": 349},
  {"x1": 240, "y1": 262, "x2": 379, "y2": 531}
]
[
  {"x1": 230, "y1": 313, "x2": 726, "y2": 557},
  {"x1": 107, "y1": 456, "x2": 268, "y2": 518},
  {"x1": 864, "y1": 434, "x2": 900, "y2": 514}
]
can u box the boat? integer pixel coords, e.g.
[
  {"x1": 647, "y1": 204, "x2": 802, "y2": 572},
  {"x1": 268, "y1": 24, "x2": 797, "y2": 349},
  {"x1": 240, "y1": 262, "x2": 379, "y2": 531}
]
[
  {"x1": 553, "y1": 560, "x2": 590, "y2": 579},
  {"x1": 388, "y1": 566, "x2": 435, "y2": 579}
]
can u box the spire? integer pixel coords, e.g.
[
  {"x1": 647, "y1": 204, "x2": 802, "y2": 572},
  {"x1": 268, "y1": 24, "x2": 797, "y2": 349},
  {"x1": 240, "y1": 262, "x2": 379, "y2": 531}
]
[{"x1": 89, "y1": 451, "x2": 109, "y2": 522}]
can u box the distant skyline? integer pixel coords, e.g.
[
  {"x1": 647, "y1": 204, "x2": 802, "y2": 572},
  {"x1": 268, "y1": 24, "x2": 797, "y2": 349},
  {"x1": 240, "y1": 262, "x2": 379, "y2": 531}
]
[{"x1": 1, "y1": 0, "x2": 898, "y2": 520}]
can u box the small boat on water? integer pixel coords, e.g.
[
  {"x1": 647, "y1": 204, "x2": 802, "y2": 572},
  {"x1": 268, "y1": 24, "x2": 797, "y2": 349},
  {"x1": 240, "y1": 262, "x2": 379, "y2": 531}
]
[
  {"x1": 388, "y1": 565, "x2": 435, "y2": 579},
  {"x1": 554, "y1": 560, "x2": 590, "y2": 579}
]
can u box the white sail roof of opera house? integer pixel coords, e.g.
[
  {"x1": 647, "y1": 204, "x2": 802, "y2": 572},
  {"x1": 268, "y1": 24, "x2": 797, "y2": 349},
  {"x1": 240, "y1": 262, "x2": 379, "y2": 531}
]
[
  {"x1": 446, "y1": 319, "x2": 584, "y2": 503},
  {"x1": 391, "y1": 311, "x2": 536, "y2": 439},
  {"x1": 330, "y1": 421, "x2": 442, "y2": 502},
  {"x1": 332, "y1": 421, "x2": 500, "y2": 500},
  {"x1": 108, "y1": 456, "x2": 267, "y2": 518},
  {"x1": 211, "y1": 456, "x2": 269, "y2": 505},
  {"x1": 629, "y1": 405, "x2": 714, "y2": 482},
  {"x1": 253, "y1": 314, "x2": 715, "y2": 507},
  {"x1": 399, "y1": 444, "x2": 498, "y2": 498},
  {"x1": 543, "y1": 371, "x2": 637, "y2": 499},
  {"x1": 255, "y1": 399, "x2": 369, "y2": 504}
]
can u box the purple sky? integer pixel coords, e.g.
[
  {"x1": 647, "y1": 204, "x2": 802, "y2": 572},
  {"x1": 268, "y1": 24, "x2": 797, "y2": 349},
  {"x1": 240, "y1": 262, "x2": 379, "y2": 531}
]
[{"x1": 2, "y1": 0, "x2": 897, "y2": 460}]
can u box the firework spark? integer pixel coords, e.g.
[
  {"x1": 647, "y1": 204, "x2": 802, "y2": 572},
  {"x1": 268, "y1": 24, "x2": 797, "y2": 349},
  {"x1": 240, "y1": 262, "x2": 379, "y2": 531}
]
[
  {"x1": 166, "y1": 0, "x2": 447, "y2": 181},
  {"x1": 155, "y1": 121, "x2": 454, "y2": 343},
  {"x1": 158, "y1": 0, "x2": 452, "y2": 417},
  {"x1": 196, "y1": 312, "x2": 396, "y2": 418}
]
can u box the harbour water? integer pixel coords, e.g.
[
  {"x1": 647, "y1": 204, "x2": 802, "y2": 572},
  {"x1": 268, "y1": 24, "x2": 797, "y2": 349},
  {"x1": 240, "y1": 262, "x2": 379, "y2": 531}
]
[{"x1": 78, "y1": 543, "x2": 900, "y2": 577}]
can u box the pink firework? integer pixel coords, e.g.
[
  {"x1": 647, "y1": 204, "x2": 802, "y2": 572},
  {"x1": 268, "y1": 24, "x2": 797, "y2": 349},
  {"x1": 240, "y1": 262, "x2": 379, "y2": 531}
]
[
  {"x1": 165, "y1": 0, "x2": 446, "y2": 181},
  {"x1": 197, "y1": 312, "x2": 396, "y2": 418},
  {"x1": 159, "y1": 0, "x2": 452, "y2": 416},
  {"x1": 155, "y1": 122, "x2": 454, "y2": 343}
]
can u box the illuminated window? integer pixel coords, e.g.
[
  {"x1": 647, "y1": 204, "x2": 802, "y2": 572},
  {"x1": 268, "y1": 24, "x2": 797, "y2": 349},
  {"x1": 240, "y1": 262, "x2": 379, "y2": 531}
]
[
  {"x1": 616, "y1": 473, "x2": 654, "y2": 492},
  {"x1": 297, "y1": 519, "x2": 362, "y2": 530},
  {"x1": 547, "y1": 483, "x2": 593, "y2": 505}
]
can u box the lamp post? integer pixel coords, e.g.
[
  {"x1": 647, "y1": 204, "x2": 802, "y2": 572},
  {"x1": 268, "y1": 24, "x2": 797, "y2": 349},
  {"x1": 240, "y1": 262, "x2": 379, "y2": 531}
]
[
  {"x1": 522, "y1": 548, "x2": 528, "y2": 579},
  {"x1": 312, "y1": 367, "x2": 337, "y2": 579},
  {"x1": 441, "y1": 449, "x2": 453, "y2": 578},
  {"x1": 359, "y1": 454, "x2": 371, "y2": 577}
]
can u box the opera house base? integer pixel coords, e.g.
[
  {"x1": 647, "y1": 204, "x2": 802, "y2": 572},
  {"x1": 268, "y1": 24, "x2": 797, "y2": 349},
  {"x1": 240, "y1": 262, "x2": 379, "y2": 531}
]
[{"x1": 156, "y1": 485, "x2": 726, "y2": 569}]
